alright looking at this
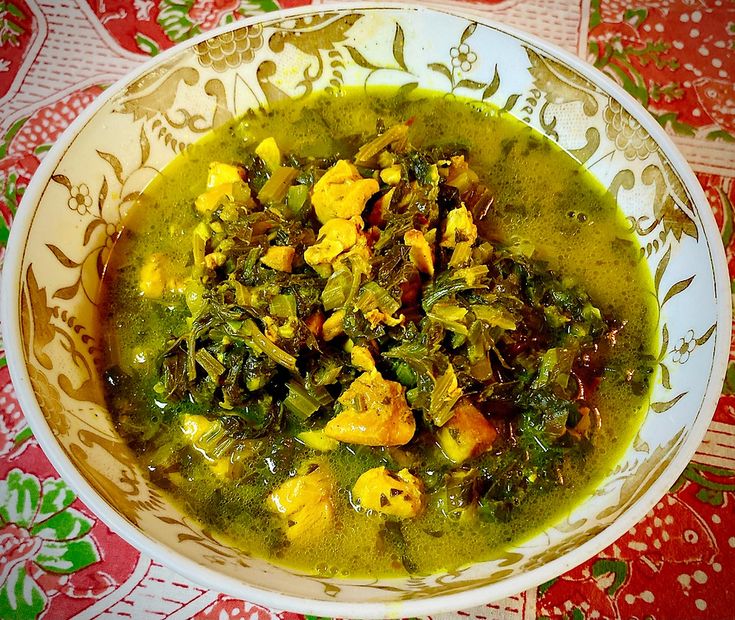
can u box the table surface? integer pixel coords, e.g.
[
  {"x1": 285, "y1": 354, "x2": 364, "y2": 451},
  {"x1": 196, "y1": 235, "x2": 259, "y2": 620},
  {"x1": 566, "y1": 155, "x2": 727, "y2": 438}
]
[{"x1": 1, "y1": 1, "x2": 733, "y2": 619}]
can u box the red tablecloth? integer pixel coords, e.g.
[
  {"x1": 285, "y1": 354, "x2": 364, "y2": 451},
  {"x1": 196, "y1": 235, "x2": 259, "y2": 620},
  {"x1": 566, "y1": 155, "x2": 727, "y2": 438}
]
[{"x1": 1, "y1": 1, "x2": 733, "y2": 618}]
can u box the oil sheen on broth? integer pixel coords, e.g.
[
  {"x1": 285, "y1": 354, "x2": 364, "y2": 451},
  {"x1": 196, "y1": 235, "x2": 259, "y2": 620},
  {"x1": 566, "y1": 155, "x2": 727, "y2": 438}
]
[{"x1": 101, "y1": 91, "x2": 657, "y2": 578}]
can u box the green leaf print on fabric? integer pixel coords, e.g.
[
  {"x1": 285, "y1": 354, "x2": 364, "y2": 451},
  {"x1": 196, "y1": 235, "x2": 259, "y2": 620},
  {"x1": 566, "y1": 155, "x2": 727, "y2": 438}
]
[
  {"x1": 0, "y1": 567, "x2": 45, "y2": 620},
  {"x1": 0, "y1": 470, "x2": 101, "y2": 619}
]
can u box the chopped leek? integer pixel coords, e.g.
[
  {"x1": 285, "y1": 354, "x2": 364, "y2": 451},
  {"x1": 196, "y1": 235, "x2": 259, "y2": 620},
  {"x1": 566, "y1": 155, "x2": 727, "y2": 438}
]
[
  {"x1": 428, "y1": 364, "x2": 463, "y2": 427},
  {"x1": 258, "y1": 167, "x2": 298, "y2": 204},
  {"x1": 269, "y1": 294, "x2": 297, "y2": 318},
  {"x1": 354, "y1": 124, "x2": 409, "y2": 164},
  {"x1": 321, "y1": 269, "x2": 352, "y2": 311},
  {"x1": 286, "y1": 184, "x2": 309, "y2": 217},
  {"x1": 471, "y1": 305, "x2": 517, "y2": 331},
  {"x1": 356, "y1": 281, "x2": 400, "y2": 316},
  {"x1": 241, "y1": 319, "x2": 297, "y2": 371},
  {"x1": 195, "y1": 348, "x2": 225, "y2": 380},
  {"x1": 284, "y1": 380, "x2": 321, "y2": 419}
]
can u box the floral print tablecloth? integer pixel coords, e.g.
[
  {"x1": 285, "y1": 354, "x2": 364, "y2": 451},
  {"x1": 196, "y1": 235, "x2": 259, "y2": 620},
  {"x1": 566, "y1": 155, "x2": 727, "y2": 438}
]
[{"x1": 0, "y1": 1, "x2": 733, "y2": 619}]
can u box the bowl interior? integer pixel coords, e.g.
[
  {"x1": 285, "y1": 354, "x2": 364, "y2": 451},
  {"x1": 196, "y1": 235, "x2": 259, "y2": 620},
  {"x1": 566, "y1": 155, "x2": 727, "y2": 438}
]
[{"x1": 4, "y1": 5, "x2": 729, "y2": 616}]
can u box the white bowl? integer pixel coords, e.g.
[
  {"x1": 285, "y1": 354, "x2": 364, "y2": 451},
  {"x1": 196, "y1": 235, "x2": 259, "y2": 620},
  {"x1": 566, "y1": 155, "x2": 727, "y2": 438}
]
[{"x1": 1, "y1": 3, "x2": 730, "y2": 617}]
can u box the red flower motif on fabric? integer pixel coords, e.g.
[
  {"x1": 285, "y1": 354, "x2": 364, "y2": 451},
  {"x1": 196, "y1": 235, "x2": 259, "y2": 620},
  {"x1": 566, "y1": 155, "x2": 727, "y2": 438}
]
[
  {"x1": 589, "y1": 0, "x2": 735, "y2": 139},
  {"x1": 0, "y1": 0, "x2": 36, "y2": 99},
  {"x1": 0, "y1": 524, "x2": 43, "y2": 584},
  {"x1": 0, "y1": 367, "x2": 34, "y2": 460},
  {"x1": 539, "y1": 466, "x2": 735, "y2": 619},
  {"x1": 188, "y1": 0, "x2": 239, "y2": 31},
  {"x1": 200, "y1": 595, "x2": 301, "y2": 619},
  {"x1": 82, "y1": 0, "x2": 280, "y2": 56}
]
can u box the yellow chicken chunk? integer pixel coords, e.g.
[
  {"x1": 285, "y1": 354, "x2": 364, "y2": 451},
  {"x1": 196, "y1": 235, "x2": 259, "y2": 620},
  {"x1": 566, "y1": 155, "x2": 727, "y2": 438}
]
[
  {"x1": 379, "y1": 165, "x2": 402, "y2": 185},
  {"x1": 254, "y1": 137, "x2": 281, "y2": 171},
  {"x1": 311, "y1": 160, "x2": 379, "y2": 224},
  {"x1": 260, "y1": 246, "x2": 295, "y2": 272},
  {"x1": 332, "y1": 239, "x2": 372, "y2": 278},
  {"x1": 350, "y1": 345, "x2": 375, "y2": 372},
  {"x1": 195, "y1": 183, "x2": 233, "y2": 214},
  {"x1": 304, "y1": 216, "x2": 363, "y2": 269},
  {"x1": 404, "y1": 229, "x2": 435, "y2": 276},
  {"x1": 204, "y1": 251, "x2": 226, "y2": 269},
  {"x1": 181, "y1": 414, "x2": 215, "y2": 444},
  {"x1": 267, "y1": 463, "x2": 334, "y2": 542},
  {"x1": 364, "y1": 308, "x2": 403, "y2": 328},
  {"x1": 437, "y1": 401, "x2": 497, "y2": 464},
  {"x1": 139, "y1": 253, "x2": 182, "y2": 298},
  {"x1": 206, "y1": 162, "x2": 242, "y2": 189},
  {"x1": 440, "y1": 205, "x2": 478, "y2": 248},
  {"x1": 324, "y1": 370, "x2": 416, "y2": 446},
  {"x1": 445, "y1": 155, "x2": 479, "y2": 192},
  {"x1": 352, "y1": 467, "x2": 423, "y2": 518},
  {"x1": 322, "y1": 309, "x2": 345, "y2": 341}
]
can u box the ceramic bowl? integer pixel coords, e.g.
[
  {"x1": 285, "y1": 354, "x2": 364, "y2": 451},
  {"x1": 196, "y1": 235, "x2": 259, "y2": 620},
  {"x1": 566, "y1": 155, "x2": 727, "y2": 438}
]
[{"x1": 1, "y1": 3, "x2": 730, "y2": 617}]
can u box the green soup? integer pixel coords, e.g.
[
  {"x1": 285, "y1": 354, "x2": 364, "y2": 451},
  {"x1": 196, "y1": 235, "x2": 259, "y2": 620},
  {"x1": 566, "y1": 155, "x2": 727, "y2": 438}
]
[{"x1": 100, "y1": 90, "x2": 657, "y2": 577}]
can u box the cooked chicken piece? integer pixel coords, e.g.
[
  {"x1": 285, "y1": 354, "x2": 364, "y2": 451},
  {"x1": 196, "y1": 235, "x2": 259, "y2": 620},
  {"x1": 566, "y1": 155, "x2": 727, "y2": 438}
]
[
  {"x1": 350, "y1": 345, "x2": 375, "y2": 372},
  {"x1": 203, "y1": 251, "x2": 226, "y2": 269},
  {"x1": 404, "y1": 229, "x2": 435, "y2": 276},
  {"x1": 267, "y1": 462, "x2": 334, "y2": 542},
  {"x1": 195, "y1": 184, "x2": 232, "y2": 215},
  {"x1": 322, "y1": 309, "x2": 345, "y2": 341},
  {"x1": 304, "y1": 216, "x2": 363, "y2": 269},
  {"x1": 324, "y1": 370, "x2": 416, "y2": 446},
  {"x1": 444, "y1": 155, "x2": 479, "y2": 192},
  {"x1": 436, "y1": 400, "x2": 496, "y2": 464},
  {"x1": 260, "y1": 246, "x2": 296, "y2": 272},
  {"x1": 440, "y1": 206, "x2": 478, "y2": 248},
  {"x1": 379, "y1": 164, "x2": 402, "y2": 185},
  {"x1": 206, "y1": 162, "x2": 243, "y2": 188},
  {"x1": 194, "y1": 162, "x2": 245, "y2": 214},
  {"x1": 311, "y1": 160, "x2": 379, "y2": 224},
  {"x1": 352, "y1": 466, "x2": 423, "y2": 518},
  {"x1": 254, "y1": 137, "x2": 281, "y2": 171},
  {"x1": 364, "y1": 308, "x2": 403, "y2": 328},
  {"x1": 139, "y1": 253, "x2": 183, "y2": 298}
]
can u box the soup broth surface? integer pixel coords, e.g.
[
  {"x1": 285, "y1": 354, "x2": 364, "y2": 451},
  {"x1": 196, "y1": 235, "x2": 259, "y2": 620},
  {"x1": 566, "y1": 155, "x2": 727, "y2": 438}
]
[{"x1": 101, "y1": 91, "x2": 657, "y2": 577}]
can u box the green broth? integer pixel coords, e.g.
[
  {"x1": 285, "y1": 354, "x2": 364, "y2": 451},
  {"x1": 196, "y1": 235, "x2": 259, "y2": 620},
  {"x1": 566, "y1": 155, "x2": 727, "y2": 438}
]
[{"x1": 101, "y1": 90, "x2": 656, "y2": 577}]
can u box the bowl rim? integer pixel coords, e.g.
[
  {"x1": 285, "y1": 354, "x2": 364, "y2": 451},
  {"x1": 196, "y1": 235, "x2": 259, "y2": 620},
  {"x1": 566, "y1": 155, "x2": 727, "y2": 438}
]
[{"x1": 1, "y1": 2, "x2": 731, "y2": 617}]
